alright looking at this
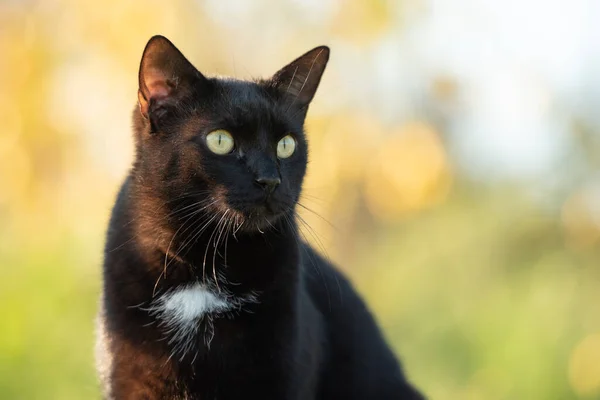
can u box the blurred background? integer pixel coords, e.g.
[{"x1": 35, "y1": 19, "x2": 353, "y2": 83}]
[{"x1": 1, "y1": 0, "x2": 600, "y2": 398}]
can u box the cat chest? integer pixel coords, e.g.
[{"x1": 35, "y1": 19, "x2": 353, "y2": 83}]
[
  {"x1": 155, "y1": 284, "x2": 233, "y2": 320},
  {"x1": 147, "y1": 283, "x2": 259, "y2": 357}
]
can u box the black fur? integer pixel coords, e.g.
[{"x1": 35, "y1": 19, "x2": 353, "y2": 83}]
[{"x1": 97, "y1": 35, "x2": 424, "y2": 400}]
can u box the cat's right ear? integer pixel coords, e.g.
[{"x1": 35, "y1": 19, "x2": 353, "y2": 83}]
[
  {"x1": 137, "y1": 35, "x2": 205, "y2": 123},
  {"x1": 269, "y1": 46, "x2": 330, "y2": 110}
]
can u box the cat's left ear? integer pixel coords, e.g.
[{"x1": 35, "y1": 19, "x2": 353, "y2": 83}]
[
  {"x1": 269, "y1": 46, "x2": 330, "y2": 109},
  {"x1": 137, "y1": 35, "x2": 206, "y2": 120}
]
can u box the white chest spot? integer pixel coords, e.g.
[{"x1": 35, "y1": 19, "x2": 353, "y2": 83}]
[
  {"x1": 146, "y1": 283, "x2": 259, "y2": 357},
  {"x1": 161, "y1": 284, "x2": 230, "y2": 322}
]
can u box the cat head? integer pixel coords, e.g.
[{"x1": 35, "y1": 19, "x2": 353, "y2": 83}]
[{"x1": 133, "y1": 36, "x2": 329, "y2": 232}]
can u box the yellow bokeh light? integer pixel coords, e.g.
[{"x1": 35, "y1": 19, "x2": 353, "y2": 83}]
[
  {"x1": 0, "y1": 96, "x2": 22, "y2": 158},
  {"x1": 0, "y1": 143, "x2": 32, "y2": 206},
  {"x1": 330, "y1": 0, "x2": 392, "y2": 45},
  {"x1": 561, "y1": 191, "x2": 600, "y2": 249},
  {"x1": 569, "y1": 334, "x2": 600, "y2": 396},
  {"x1": 364, "y1": 121, "x2": 452, "y2": 221}
]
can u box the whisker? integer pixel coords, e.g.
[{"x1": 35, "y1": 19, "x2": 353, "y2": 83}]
[
  {"x1": 153, "y1": 208, "x2": 204, "y2": 297},
  {"x1": 233, "y1": 214, "x2": 244, "y2": 238},
  {"x1": 223, "y1": 218, "x2": 232, "y2": 269},
  {"x1": 168, "y1": 199, "x2": 218, "y2": 220},
  {"x1": 173, "y1": 212, "x2": 219, "y2": 265},
  {"x1": 212, "y1": 210, "x2": 230, "y2": 292},
  {"x1": 296, "y1": 202, "x2": 337, "y2": 231},
  {"x1": 163, "y1": 211, "x2": 211, "y2": 265},
  {"x1": 264, "y1": 217, "x2": 277, "y2": 233},
  {"x1": 203, "y1": 210, "x2": 226, "y2": 284},
  {"x1": 284, "y1": 212, "x2": 332, "y2": 312},
  {"x1": 296, "y1": 212, "x2": 330, "y2": 261},
  {"x1": 162, "y1": 190, "x2": 213, "y2": 205},
  {"x1": 299, "y1": 193, "x2": 325, "y2": 203},
  {"x1": 295, "y1": 211, "x2": 343, "y2": 305}
]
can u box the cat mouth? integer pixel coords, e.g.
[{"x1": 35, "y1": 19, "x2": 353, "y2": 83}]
[
  {"x1": 245, "y1": 201, "x2": 284, "y2": 219},
  {"x1": 225, "y1": 197, "x2": 288, "y2": 232},
  {"x1": 253, "y1": 197, "x2": 281, "y2": 214},
  {"x1": 207, "y1": 187, "x2": 289, "y2": 233}
]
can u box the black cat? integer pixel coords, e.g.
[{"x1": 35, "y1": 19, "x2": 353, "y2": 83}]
[{"x1": 96, "y1": 35, "x2": 424, "y2": 400}]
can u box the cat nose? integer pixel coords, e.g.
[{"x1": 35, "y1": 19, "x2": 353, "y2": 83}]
[{"x1": 255, "y1": 176, "x2": 281, "y2": 193}]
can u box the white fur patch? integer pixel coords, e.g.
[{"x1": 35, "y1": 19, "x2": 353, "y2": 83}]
[
  {"x1": 95, "y1": 304, "x2": 114, "y2": 400},
  {"x1": 160, "y1": 284, "x2": 231, "y2": 322},
  {"x1": 146, "y1": 282, "x2": 258, "y2": 360}
]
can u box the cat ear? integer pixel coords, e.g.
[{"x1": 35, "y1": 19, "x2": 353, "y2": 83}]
[
  {"x1": 269, "y1": 46, "x2": 330, "y2": 109},
  {"x1": 137, "y1": 35, "x2": 205, "y2": 119}
]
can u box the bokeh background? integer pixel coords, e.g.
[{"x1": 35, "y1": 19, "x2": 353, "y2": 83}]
[{"x1": 2, "y1": 0, "x2": 600, "y2": 398}]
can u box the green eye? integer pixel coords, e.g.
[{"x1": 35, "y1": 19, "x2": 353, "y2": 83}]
[
  {"x1": 277, "y1": 135, "x2": 296, "y2": 159},
  {"x1": 206, "y1": 130, "x2": 234, "y2": 155}
]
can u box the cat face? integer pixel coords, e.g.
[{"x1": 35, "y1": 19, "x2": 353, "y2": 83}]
[{"x1": 133, "y1": 36, "x2": 329, "y2": 231}]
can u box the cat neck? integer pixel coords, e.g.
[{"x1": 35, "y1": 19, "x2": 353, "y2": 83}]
[{"x1": 128, "y1": 192, "x2": 300, "y2": 296}]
